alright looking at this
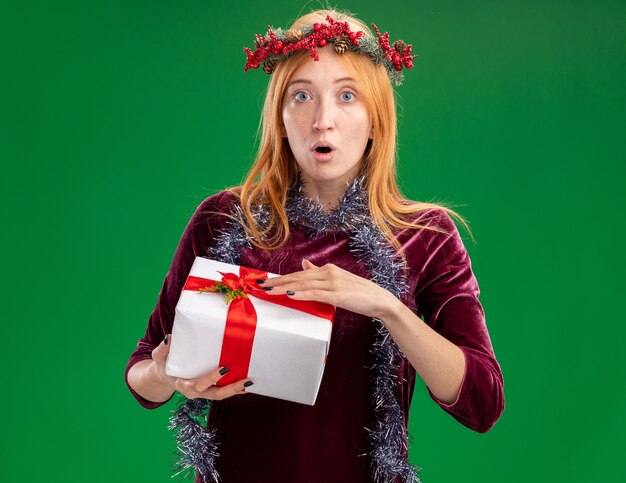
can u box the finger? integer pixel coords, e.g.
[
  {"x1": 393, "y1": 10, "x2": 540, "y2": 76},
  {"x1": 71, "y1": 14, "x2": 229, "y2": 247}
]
[
  {"x1": 285, "y1": 289, "x2": 336, "y2": 303},
  {"x1": 151, "y1": 334, "x2": 171, "y2": 365},
  {"x1": 262, "y1": 270, "x2": 328, "y2": 291},
  {"x1": 201, "y1": 379, "x2": 254, "y2": 400},
  {"x1": 193, "y1": 365, "x2": 232, "y2": 393},
  {"x1": 265, "y1": 262, "x2": 327, "y2": 287},
  {"x1": 260, "y1": 274, "x2": 296, "y2": 288},
  {"x1": 175, "y1": 365, "x2": 229, "y2": 395},
  {"x1": 267, "y1": 279, "x2": 330, "y2": 295}
]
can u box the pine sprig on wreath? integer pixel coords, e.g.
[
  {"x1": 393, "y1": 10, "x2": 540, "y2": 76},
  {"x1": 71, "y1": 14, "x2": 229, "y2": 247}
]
[
  {"x1": 198, "y1": 283, "x2": 248, "y2": 305},
  {"x1": 243, "y1": 15, "x2": 417, "y2": 86}
]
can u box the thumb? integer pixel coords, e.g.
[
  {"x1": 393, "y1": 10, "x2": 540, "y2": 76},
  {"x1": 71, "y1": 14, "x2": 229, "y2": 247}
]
[
  {"x1": 302, "y1": 258, "x2": 318, "y2": 270},
  {"x1": 152, "y1": 334, "x2": 171, "y2": 365}
]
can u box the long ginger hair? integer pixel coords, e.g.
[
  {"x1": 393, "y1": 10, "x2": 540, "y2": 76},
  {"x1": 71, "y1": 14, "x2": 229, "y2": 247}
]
[{"x1": 223, "y1": 8, "x2": 472, "y2": 257}]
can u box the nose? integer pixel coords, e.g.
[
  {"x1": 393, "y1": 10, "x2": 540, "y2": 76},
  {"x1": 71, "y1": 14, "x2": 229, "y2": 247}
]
[{"x1": 312, "y1": 98, "x2": 335, "y2": 131}]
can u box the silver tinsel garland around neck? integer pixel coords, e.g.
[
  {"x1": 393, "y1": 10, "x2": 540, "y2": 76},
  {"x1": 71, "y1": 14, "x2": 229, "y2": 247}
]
[
  {"x1": 282, "y1": 173, "x2": 372, "y2": 236},
  {"x1": 169, "y1": 174, "x2": 422, "y2": 483}
]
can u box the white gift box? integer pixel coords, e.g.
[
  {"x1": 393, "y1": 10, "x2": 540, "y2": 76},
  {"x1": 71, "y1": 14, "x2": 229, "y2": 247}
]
[{"x1": 165, "y1": 257, "x2": 335, "y2": 405}]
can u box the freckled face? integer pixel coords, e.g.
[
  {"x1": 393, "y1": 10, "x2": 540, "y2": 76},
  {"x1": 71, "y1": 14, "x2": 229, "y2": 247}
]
[{"x1": 281, "y1": 48, "x2": 373, "y2": 187}]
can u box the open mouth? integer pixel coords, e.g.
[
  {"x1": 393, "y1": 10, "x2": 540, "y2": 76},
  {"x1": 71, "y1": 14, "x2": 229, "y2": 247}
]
[{"x1": 315, "y1": 146, "x2": 333, "y2": 153}]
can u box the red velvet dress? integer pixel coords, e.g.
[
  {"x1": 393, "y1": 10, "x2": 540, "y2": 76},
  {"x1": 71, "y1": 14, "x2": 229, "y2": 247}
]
[{"x1": 125, "y1": 190, "x2": 505, "y2": 482}]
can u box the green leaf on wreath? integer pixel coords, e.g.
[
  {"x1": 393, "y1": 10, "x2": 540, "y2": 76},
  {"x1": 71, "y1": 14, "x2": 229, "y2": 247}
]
[{"x1": 198, "y1": 282, "x2": 247, "y2": 305}]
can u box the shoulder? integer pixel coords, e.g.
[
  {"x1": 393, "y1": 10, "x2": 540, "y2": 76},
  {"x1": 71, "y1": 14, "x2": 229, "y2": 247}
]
[
  {"x1": 196, "y1": 189, "x2": 240, "y2": 213},
  {"x1": 193, "y1": 190, "x2": 242, "y2": 221},
  {"x1": 396, "y1": 205, "x2": 470, "y2": 271},
  {"x1": 396, "y1": 205, "x2": 459, "y2": 246},
  {"x1": 184, "y1": 190, "x2": 242, "y2": 235},
  {"x1": 412, "y1": 207, "x2": 457, "y2": 235}
]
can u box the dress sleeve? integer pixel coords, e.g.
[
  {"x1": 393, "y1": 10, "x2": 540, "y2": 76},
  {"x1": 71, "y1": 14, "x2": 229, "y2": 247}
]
[
  {"x1": 124, "y1": 192, "x2": 228, "y2": 409},
  {"x1": 415, "y1": 210, "x2": 505, "y2": 433}
]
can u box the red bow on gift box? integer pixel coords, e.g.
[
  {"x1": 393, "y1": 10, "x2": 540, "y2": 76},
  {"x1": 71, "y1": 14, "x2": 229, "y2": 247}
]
[{"x1": 182, "y1": 266, "x2": 335, "y2": 386}]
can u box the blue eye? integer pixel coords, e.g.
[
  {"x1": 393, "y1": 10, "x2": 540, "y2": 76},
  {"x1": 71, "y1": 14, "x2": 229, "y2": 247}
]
[
  {"x1": 294, "y1": 92, "x2": 310, "y2": 102},
  {"x1": 340, "y1": 91, "x2": 355, "y2": 102}
]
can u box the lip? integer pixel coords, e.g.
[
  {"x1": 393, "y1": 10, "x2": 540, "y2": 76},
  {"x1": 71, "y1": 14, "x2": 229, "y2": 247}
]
[
  {"x1": 311, "y1": 140, "x2": 336, "y2": 152},
  {"x1": 312, "y1": 149, "x2": 335, "y2": 162},
  {"x1": 311, "y1": 141, "x2": 336, "y2": 162}
]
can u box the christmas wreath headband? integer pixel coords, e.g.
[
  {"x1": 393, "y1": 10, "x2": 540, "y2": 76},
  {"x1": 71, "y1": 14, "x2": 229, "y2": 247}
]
[{"x1": 243, "y1": 15, "x2": 417, "y2": 86}]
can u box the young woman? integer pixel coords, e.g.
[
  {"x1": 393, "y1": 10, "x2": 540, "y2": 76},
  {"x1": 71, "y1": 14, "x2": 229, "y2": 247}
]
[{"x1": 126, "y1": 8, "x2": 504, "y2": 483}]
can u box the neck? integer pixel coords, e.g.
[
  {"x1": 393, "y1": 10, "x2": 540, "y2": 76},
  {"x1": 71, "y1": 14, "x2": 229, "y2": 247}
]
[
  {"x1": 284, "y1": 172, "x2": 369, "y2": 235},
  {"x1": 298, "y1": 172, "x2": 359, "y2": 211}
]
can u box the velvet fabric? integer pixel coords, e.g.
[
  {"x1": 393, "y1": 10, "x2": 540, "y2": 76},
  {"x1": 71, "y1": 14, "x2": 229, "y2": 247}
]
[{"x1": 125, "y1": 191, "x2": 505, "y2": 482}]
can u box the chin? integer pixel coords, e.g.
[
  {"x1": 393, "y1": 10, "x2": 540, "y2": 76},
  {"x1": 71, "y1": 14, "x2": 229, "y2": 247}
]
[
  {"x1": 305, "y1": 170, "x2": 353, "y2": 183},
  {"x1": 303, "y1": 165, "x2": 361, "y2": 182}
]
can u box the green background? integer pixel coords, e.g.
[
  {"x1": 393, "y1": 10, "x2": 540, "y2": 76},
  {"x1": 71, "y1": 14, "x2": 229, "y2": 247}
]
[{"x1": 2, "y1": 0, "x2": 624, "y2": 481}]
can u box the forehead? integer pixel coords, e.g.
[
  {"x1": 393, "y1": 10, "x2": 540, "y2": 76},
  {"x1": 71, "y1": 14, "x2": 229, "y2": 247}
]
[{"x1": 286, "y1": 48, "x2": 355, "y2": 86}]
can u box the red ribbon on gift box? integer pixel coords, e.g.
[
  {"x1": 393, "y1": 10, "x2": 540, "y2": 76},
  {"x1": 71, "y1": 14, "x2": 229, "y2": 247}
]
[{"x1": 182, "y1": 266, "x2": 335, "y2": 386}]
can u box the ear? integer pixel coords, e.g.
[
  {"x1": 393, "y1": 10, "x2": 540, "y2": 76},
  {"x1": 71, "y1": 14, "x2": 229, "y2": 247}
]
[{"x1": 281, "y1": 124, "x2": 287, "y2": 138}]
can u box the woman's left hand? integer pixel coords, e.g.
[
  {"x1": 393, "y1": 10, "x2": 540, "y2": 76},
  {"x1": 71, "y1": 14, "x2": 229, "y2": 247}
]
[{"x1": 260, "y1": 258, "x2": 400, "y2": 319}]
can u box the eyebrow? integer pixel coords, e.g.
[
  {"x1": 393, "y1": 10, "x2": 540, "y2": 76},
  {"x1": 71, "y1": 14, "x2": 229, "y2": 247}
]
[{"x1": 287, "y1": 77, "x2": 356, "y2": 87}]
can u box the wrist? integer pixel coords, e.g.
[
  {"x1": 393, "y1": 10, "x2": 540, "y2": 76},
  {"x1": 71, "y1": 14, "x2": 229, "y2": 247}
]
[
  {"x1": 149, "y1": 359, "x2": 168, "y2": 386},
  {"x1": 148, "y1": 359, "x2": 176, "y2": 401},
  {"x1": 375, "y1": 292, "x2": 405, "y2": 323}
]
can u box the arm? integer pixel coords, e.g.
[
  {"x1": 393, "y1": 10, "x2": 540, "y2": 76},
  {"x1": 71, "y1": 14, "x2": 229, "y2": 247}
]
[
  {"x1": 401, "y1": 210, "x2": 505, "y2": 433},
  {"x1": 124, "y1": 192, "x2": 228, "y2": 408},
  {"x1": 379, "y1": 296, "x2": 507, "y2": 433},
  {"x1": 257, "y1": 210, "x2": 505, "y2": 432},
  {"x1": 127, "y1": 334, "x2": 252, "y2": 404},
  {"x1": 379, "y1": 300, "x2": 466, "y2": 406},
  {"x1": 127, "y1": 357, "x2": 174, "y2": 405}
]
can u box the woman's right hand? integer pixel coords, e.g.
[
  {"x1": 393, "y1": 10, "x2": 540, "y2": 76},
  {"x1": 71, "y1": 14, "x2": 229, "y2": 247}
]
[{"x1": 151, "y1": 334, "x2": 253, "y2": 400}]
